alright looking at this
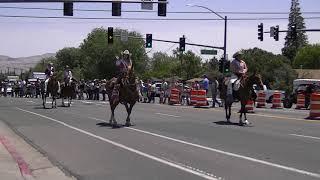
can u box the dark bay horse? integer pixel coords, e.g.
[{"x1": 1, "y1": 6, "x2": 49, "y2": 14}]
[
  {"x1": 106, "y1": 68, "x2": 139, "y2": 128},
  {"x1": 220, "y1": 73, "x2": 263, "y2": 126},
  {"x1": 43, "y1": 75, "x2": 60, "y2": 109},
  {"x1": 61, "y1": 79, "x2": 76, "y2": 107}
]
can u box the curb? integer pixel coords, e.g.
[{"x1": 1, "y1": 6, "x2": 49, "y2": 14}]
[{"x1": 0, "y1": 135, "x2": 35, "y2": 180}]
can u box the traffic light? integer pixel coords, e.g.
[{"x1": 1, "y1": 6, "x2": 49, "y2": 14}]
[
  {"x1": 179, "y1": 37, "x2": 185, "y2": 52},
  {"x1": 290, "y1": 24, "x2": 297, "y2": 39},
  {"x1": 158, "y1": 0, "x2": 167, "y2": 16},
  {"x1": 274, "y1": 25, "x2": 279, "y2": 41},
  {"x1": 224, "y1": 61, "x2": 230, "y2": 73},
  {"x1": 108, "y1": 27, "x2": 113, "y2": 44},
  {"x1": 63, "y1": 2, "x2": 73, "y2": 16},
  {"x1": 146, "y1": 34, "x2": 152, "y2": 48},
  {"x1": 258, "y1": 23, "x2": 263, "y2": 41},
  {"x1": 112, "y1": 2, "x2": 121, "y2": 16},
  {"x1": 218, "y1": 60, "x2": 223, "y2": 73}
]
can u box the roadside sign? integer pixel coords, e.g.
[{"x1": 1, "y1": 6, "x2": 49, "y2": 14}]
[
  {"x1": 120, "y1": 30, "x2": 128, "y2": 42},
  {"x1": 201, "y1": 49, "x2": 217, "y2": 55},
  {"x1": 141, "y1": 0, "x2": 153, "y2": 10}
]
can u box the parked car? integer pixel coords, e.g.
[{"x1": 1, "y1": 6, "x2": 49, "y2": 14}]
[{"x1": 253, "y1": 84, "x2": 285, "y2": 103}]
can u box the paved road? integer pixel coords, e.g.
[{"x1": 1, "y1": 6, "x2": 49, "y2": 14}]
[{"x1": 0, "y1": 97, "x2": 320, "y2": 180}]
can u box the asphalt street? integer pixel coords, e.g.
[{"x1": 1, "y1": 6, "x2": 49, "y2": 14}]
[{"x1": 0, "y1": 97, "x2": 320, "y2": 180}]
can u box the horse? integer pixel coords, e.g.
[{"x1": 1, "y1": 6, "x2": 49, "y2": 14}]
[
  {"x1": 61, "y1": 78, "x2": 76, "y2": 107},
  {"x1": 106, "y1": 67, "x2": 139, "y2": 128},
  {"x1": 43, "y1": 75, "x2": 60, "y2": 109},
  {"x1": 220, "y1": 72, "x2": 263, "y2": 126}
]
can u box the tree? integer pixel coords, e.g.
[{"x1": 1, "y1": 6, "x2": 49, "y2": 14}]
[
  {"x1": 172, "y1": 49, "x2": 204, "y2": 80},
  {"x1": 242, "y1": 48, "x2": 297, "y2": 93},
  {"x1": 282, "y1": 0, "x2": 308, "y2": 65},
  {"x1": 80, "y1": 27, "x2": 148, "y2": 80},
  {"x1": 55, "y1": 47, "x2": 82, "y2": 71},
  {"x1": 33, "y1": 57, "x2": 57, "y2": 72},
  {"x1": 293, "y1": 44, "x2": 320, "y2": 69}
]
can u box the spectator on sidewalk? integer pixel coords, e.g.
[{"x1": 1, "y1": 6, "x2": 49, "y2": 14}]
[
  {"x1": 202, "y1": 75, "x2": 209, "y2": 95},
  {"x1": 210, "y1": 77, "x2": 221, "y2": 108}
]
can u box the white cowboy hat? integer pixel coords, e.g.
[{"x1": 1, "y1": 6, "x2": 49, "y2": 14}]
[
  {"x1": 233, "y1": 51, "x2": 243, "y2": 58},
  {"x1": 121, "y1": 50, "x2": 131, "y2": 56}
]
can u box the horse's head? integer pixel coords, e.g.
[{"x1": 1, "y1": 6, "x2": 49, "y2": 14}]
[
  {"x1": 248, "y1": 72, "x2": 263, "y2": 89},
  {"x1": 128, "y1": 66, "x2": 136, "y2": 84}
]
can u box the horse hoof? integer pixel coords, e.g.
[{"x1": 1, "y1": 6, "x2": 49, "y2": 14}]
[{"x1": 112, "y1": 124, "x2": 120, "y2": 128}]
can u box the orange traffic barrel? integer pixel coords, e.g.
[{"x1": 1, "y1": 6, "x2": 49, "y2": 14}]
[
  {"x1": 190, "y1": 90, "x2": 198, "y2": 105},
  {"x1": 256, "y1": 91, "x2": 266, "y2": 108},
  {"x1": 295, "y1": 93, "x2": 306, "y2": 109},
  {"x1": 169, "y1": 88, "x2": 180, "y2": 105},
  {"x1": 271, "y1": 91, "x2": 282, "y2": 109},
  {"x1": 308, "y1": 93, "x2": 320, "y2": 119},
  {"x1": 196, "y1": 90, "x2": 208, "y2": 107},
  {"x1": 245, "y1": 100, "x2": 254, "y2": 113}
]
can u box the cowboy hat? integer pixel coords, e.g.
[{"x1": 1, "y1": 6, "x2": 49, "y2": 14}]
[
  {"x1": 121, "y1": 50, "x2": 132, "y2": 56},
  {"x1": 233, "y1": 51, "x2": 243, "y2": 58}
]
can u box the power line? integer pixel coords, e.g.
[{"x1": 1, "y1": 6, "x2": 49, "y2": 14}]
[
  {"x1": 1, "y1": 14, "x2": 320, "y2": 21},
  {"x1": 0, "y1": 6, "x2": 320, "y2": 15}
]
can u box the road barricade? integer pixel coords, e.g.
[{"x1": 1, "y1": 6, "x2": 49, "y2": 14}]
[
  {"x1": 295, "y1": 93, "x2": 306, "y2": 109},
  {"x1": 271, "y1": 91, "x2": 282, "y2": 109},
  {"x1": 190, "y1": 90, "x2": 198, "y2": 105},
  {"x1": 245, "y1": 100, "x2": 254, "y2": 113},
  {"x1": 308, "y1": 93, "x2": 320, "y2": 119},
  {"x1": 195, "y1": 90, "x2": 208, "y2": 107},
  {"x1": 256, "y1": 91, "x2": 266, "y2": 108},
  {"x1": 169, "y1": 88, "x2": 180, "y2": 105}
]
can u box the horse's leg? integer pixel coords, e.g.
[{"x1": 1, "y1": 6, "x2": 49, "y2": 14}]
[
  {"x1": 43, "y1": 93, "x2": 46, "y2": 108},
  {"x1": 239, "y1": 103, "x2": 244, "y2": 126},
  {"x1": 225, "y1": 101, "x2": 229, "y2": 122},
  {"x1": 228, "y1": 104, "x2": 232, "y2": 121},
  {"x1": 125, "y1": 103, "x2": 134, "y2": 126}
]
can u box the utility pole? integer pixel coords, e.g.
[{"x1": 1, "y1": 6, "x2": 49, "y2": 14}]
[{"x1": 7, "y1": 67, "x2": 10, "y2": 75}]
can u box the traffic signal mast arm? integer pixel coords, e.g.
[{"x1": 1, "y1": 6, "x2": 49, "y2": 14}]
[
  {"x1": 264, "y1": 29, "x2": 320, "y2": 33},
  {"x1": 112, "y1": 34, "x2": 224, "y2": 49}
]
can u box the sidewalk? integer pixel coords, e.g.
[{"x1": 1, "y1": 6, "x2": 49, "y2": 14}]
[{"x1": 0, "y1": 120, "x2": 76, "y2": 180}]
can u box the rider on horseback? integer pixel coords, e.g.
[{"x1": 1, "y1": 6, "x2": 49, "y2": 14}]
[
  {"x1": 44, "y1": 62, "x2": 54, "y2": 93},
  {"x1": 64, "y1": 65, "x2": 73, "y2": 86},
  {"x1": 229, "y1": 51, "x2": 248, "y2": 99},
  {"x1": 112, "y1": 50, "x2": 133, "y2": 99}
]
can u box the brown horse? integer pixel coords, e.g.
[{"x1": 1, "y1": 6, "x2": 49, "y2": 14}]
[
  {"x1": 61, "y1": 79, "x2": 76, "y2": 107},
  {"x1": 106, "y1": 67, "x2": 139, "y2": 127},
  {"x1": 43, "y1": 75, "x2": 60, "y2": 109},
  {"x1": 220, "y1": 73, "x2": 263, "y2": 126}
]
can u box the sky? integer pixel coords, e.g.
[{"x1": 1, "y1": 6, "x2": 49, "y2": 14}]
[{"x1": 0, "y1": 0, "x2": 319, "y2": 61}]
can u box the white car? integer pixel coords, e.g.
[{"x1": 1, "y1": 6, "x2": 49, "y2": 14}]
[{"x1": 253, "y1": 84, "x2": 285, "y2": 103}]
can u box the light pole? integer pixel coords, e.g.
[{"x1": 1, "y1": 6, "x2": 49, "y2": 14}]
[{"x1": 186, "y1": 4, "x2": 228, "y2": 66}]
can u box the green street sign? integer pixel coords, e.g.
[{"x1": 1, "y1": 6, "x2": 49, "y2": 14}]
[{"x1": 201, "y1": 49, "x2": 217, "y2": 55}]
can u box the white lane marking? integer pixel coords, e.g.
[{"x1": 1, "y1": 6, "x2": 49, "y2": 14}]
[
  {"x1": 27, "y1": 100, "x2": 35, "y2": 103},
  {"x1": 161, "y1": 157, "x2": 221, "y2": 179},
  {"x1": 16, "y1": 108, "x2": 217, "y2": 180},
  {"x1": 290, "y1": 134, "x2": 320, "y2": 140},
  {"x1": 155, "y1": 113, "x2": 181, "y2": 118},
  {"x1": 88, "y1": 116, "x2": 320, "y2": 179},
  {"x1": 81, "y1": 100, "x2": 94, "y2": 104}
]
